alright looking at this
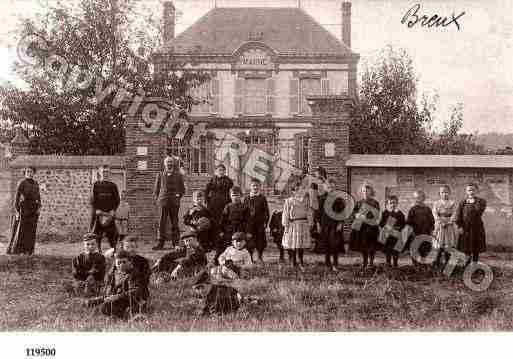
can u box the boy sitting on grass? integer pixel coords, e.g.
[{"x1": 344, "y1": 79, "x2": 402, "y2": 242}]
[
  {"x1": 194, "y1": 232, "x2": 253, "y2": 285},
  {"x1": 122, "y1": 235, "x2": 151, "y2": 300},
  {"x1": 152, "y1": 234, "x2": 208, "y2": 286},
  {"x1": 86, "y1": 250, "x2": 149, "y2": 319},
  {"x1": 66, "y1": 233, "x2": 106, "y2": 297}
]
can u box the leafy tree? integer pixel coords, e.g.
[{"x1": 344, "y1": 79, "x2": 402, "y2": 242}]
[
  {"x1": 350, "y1": 45, "x2": 434, "y2": 154},
  {"x1": 426, "y1": 103, "x2": 486, "y2": 155},
  {"x1": 0, "y1": 0, "x2": 208, "y2": 155}
]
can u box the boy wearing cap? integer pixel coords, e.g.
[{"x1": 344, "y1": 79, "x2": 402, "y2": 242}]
[
  {"x1": 67, "y1": 233, "x2": 106, "y2": 297},
  {"x1": 87, "y1": 250, "x2": 148, "y2": 319}
]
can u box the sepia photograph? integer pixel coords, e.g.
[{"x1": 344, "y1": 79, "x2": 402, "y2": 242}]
[{"x1": 0, "y1": 0, "x2": 512, "y2": 354}]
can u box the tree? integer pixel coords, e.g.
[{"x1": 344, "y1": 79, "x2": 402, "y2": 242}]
[
  {"x1": 0, "y1": 0, "x2": 208, "y2": 155},
  {"x1": 350, "y1": 45, "x2": 434, "y2": 154},
  {"x1": 426, "y1": 103, "x2": 486, "y2": 154}
]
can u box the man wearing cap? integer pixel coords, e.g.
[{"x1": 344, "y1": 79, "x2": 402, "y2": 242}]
[{"x1": 153, "y1": 156, "x2": 186, "y2": 250}]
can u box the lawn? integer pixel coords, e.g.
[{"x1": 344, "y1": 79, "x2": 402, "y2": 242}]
[{"x1": 2, "y1": 239, "x2": 513, "y2": 331}]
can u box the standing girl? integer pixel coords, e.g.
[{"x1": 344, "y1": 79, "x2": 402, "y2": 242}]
[
  {"x1": 205, "y1": 164, "x2": 234, "y2": 226},
  {"x1": 7, "y1": 166, "x2": 41, "y2": 255},
  {"x1": 432, "y1": 185, "x2": 458, "y2": 266},
  {"x1": 282, "y1": 182, "x2": 313, "y2": 270},
  {"x1": 349, "y1": 184, "x2": 380, "y2": 269},
  {"x1": 455, "y1": 183, "x2": 487, "y2": 263}
]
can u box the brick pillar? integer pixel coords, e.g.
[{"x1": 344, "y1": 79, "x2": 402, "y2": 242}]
[
  {"x1": 11, "y1": 127, "x2": 30, "y2": 157},
  {"x1": 306, "y1": 95, "x2": 354, "y2": 192},
  {"x1": 123, "y1": 99, "x2": 172, "y2": 241}
]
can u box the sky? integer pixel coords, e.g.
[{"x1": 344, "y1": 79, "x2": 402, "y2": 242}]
[{"x1": 0, "y1": 0, "x2": 512, "y2": 133}]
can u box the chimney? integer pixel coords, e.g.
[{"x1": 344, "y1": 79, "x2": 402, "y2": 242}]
[
  {"x1": 341, "y1": 2, "x2": 351, "y2": 48},
  {"x1": 163, "y1": 1, "x2": 176, "y2": 44}
]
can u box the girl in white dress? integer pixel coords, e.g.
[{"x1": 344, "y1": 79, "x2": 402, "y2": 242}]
[
  {"x1": 432, "y1": 185, "x2": 458, "y2": 266},
  {"x1": 282, "y1": 182, "x2": 313, "y2": 269}
]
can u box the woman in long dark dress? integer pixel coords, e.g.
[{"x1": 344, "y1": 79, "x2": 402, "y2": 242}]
[
  {"x1": 7, "y1": 167, "x2": 41, "y2": 255},
  {"x1": 205, "y1": 164, "x2": 233, "y2": 225},
  {"x1": 455, "y1": 183, "x2": 487, "y2": 263}
]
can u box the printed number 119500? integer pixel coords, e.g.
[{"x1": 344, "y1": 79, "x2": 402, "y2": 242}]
[{"x1": 26, "y1": 348, "x2": 56, "y2": 357}]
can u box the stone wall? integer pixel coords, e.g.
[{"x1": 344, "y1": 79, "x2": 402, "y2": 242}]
[{"x1": 9, "y1": 156, "x2": 125, "y2": 239}]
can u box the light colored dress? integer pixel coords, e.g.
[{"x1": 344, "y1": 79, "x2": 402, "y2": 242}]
[
  {"x1": 432, "y1": 199, "x2": 458, "y2": 250},
  {"x1": 282, "y1": 191, "x2": 313, "y2": 249}
]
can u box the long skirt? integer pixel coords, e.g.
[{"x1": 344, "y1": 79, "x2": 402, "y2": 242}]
[
  {"x1": 282, "y1": 220, "x2": 312, "y2": 250},
  {"x1": 7, "y1": 212, "x2": 39, "y2": 255},
  {"x1": 349, "y1": 223, "x2": 380, "y2": 253},
  {"x1": 433, "y1": 223, "x2": 458, "y2": 250}
]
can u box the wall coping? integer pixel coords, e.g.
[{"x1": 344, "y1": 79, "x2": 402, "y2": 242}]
[{"x1": 9, "y1": 155, "x2": 126, "y2": 169}]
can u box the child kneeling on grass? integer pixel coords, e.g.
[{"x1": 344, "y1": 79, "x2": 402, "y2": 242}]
[
  {"x1": 193, "y1": 232, "x2": 253, "y2": 285},
  {"x1": 152, "y1": 234, "x2": 208, "y2": 286},
  {"x1": 65, "y1": 233, "x2": 106, "y2": 297},
  {"x1": 86, "y1": 250, "x2": 149, "y2": 319}
]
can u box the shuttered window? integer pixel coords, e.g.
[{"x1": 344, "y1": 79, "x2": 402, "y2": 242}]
[{"x1": 244, "y1": 79, "x2": 267, "y2": 115}]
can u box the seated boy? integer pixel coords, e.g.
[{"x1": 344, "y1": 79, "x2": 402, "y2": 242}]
[
  {"x1": 67, "y1": 233, "x2": 106, "y2": 297},
  {"x1": 87, "y1": 250, "x2": 148, "y2": 319},
  {"x1": 195, "y1": 232, "x2": 253, "y2": 284},
  {"x1": 152, "y1": 235, "x2": 207, "y2": 286},
  {"x1": 183, "y1": 190, "x2": 215, "y2": 251},
  {"x1": 122, "y1": 235, "x2": 151, "y2": 300}
]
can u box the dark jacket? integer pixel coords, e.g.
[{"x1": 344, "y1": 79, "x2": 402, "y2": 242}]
[
  {"x1": 205, "y1": 176, "x2": 233, "y2": 223},
  {"x1": 455, "y1": 197, "x2": 487, "y2": 254},
  {"x1": 220, "y1": 202, "x2": 249, "y2": 239},
  {"x1": 406, "y1": 204, "x2": 435, "y2": 236},
  {"x1": 244, "y1": 194, "x2": 270, "y2": 233},
  {"x1": 91, "y1": 180, "x2": 120, "y2": 212},
  {"x1": 72, "y1": 252, "x2": 106, "y2": 282},
  {"x1": 15, "y1": 178, "x2": 41, "y2": 215},
  {"x1": 183, "y1": 204, "x2": 216, "y2": 250},
  {"x1": 104, "y1": 267, "x2": 148, "y2": 302},
  {"x1": 130, "y1": 254, "x2": 151, "y2": 299},
  {"x1": 153, "y1": 171, "x2": 186, "y2": 206}
]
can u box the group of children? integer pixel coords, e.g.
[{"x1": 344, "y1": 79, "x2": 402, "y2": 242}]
[
  {"x1": 68, "y1": 160, "x2": 488, "y2": 319},
  {"x1": 350, "y1": 182, "x2": 487, "y2": 270}
]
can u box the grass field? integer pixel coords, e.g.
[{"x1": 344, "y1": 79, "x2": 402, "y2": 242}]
[{"x1": 2, "y1": 239, "x2": 513, "y2": 331}]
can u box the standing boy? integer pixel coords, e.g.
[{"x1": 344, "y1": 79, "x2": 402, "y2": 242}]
[
  {"x1": 406, "y1": 190, "x2": 435, "y2": 265},
  {"x1": 90, "y1": 165, "x2": 120, "y2": 253},
  {"x1": 216, "y1": 186, "x2": 249, "y2": 264},
  {"x1": 243, "y1": 179, "x2": 270, "y2": 263},
  {"x1": 317, "y1": 178, "x2": 346, "y2": 271}
]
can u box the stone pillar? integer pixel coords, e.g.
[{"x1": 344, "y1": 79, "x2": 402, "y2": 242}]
[
  {"x1": 123, "y1": 99, "x2": 172, "y2": 240},
  {"x1": 306, "y1": 95, "x2": 354, "y2": 192}
]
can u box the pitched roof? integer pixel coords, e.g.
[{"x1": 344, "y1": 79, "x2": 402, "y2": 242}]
[
  {"x1": 9, "y1": 155, "x2": 126, "y2": 168},
  {"x1": 346, "y1": 155, "x2": 513, "y2": 169},
  {"x1": 160, "y1": 7, "x2": 352, "y2": 56}
]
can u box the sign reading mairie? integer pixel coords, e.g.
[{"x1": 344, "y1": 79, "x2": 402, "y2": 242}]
[{"x1": 236, "y1": 48, "x2": 273, "y2": 70}]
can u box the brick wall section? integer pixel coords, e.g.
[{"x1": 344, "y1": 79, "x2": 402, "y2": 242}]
[
  {"x1": 125, "y1": 109, "x2": 166, "y2": 240},
  {"x1": 307, "y1": 95, "x2": 353, "y2": 192}
]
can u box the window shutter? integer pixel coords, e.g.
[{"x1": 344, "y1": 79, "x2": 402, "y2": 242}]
[
  {"x1": 290, "y1": 78, "x2": 299, "y2": 114},
  {"x1": 266, "y1": 78, "x2": 275, "y2": 114},
  {"x1": 211, "y1": 79, "x2": 220, "y2": 114},
  {"x1": 321, "y1": 78, "x2": 330, "y2": 95},
  {"x1": 234, "y1": 78, "x2": 244, "y2": 114}
]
